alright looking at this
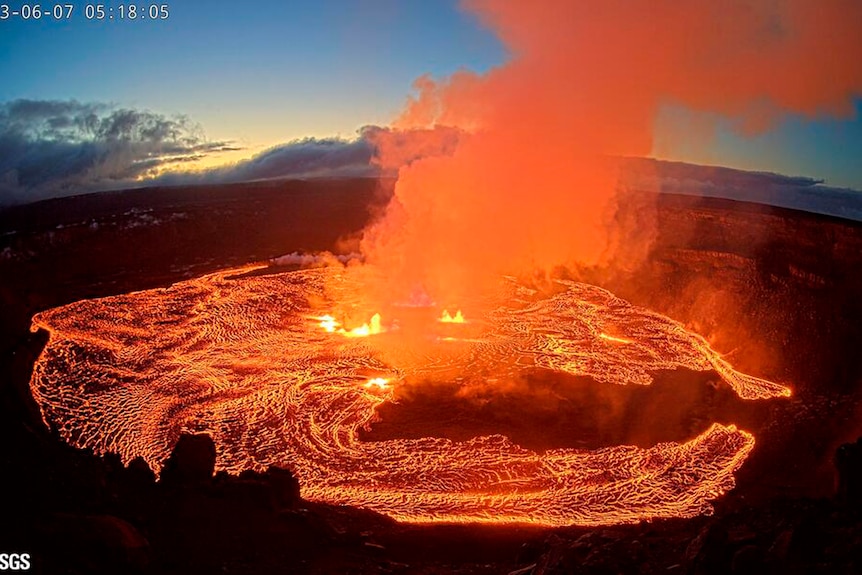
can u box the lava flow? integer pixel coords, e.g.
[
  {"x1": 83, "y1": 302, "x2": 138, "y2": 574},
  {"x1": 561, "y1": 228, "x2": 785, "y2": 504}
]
[{"x1": 29, "y1": 265, "x2": 789, "y2": 526}]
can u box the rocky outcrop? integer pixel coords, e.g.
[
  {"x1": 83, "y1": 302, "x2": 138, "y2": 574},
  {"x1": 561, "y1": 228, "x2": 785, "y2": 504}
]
[
  {"x1": 213, "y1": 466, "x2": 301, "y2": 511},
  {"x1": 159, "y1": 433, "x2": 217, "y2": 488}
]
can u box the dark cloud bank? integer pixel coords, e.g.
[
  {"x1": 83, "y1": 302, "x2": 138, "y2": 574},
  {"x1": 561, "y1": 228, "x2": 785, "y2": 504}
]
[
  {"x1": 0, "y1": 99, "x2": 859, "y2": 221},
  {"x1": 0, "y1": 99, "x2": 239, "y2": 202}
]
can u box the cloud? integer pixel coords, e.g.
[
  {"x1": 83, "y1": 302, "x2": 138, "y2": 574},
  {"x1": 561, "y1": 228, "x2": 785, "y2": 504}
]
[
  {"x1": 154, "y1": 135, "x2": 377, "y2": 187},
  {"x1": 0, "y1": 100, "x2": 467, "y2": 205},
  {"x1": 620, "y1": 157, "x2": 862, "y2": 221},
  {"x1": 153, "y1": 125, "x2": 463, "y2": 187},
  {"x1": 0, "y1": 99, "x2": 234, "y2": 204}
]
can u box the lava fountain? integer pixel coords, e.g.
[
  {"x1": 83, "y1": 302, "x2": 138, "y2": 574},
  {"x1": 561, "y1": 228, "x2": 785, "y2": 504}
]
[{"x1": 29, "y1": 264, "x2": 788, "y2": 526}]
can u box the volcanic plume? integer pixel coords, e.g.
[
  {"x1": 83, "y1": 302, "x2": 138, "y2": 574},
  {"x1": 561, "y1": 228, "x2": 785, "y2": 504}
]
[{"x1": 359, "y1": 0, "x2": 862, "y2": 308}]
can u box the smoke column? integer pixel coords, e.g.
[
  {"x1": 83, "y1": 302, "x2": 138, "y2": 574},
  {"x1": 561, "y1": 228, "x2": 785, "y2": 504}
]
[{"x1": 359, "y1": 0, "x2": 862, "y2": 310}]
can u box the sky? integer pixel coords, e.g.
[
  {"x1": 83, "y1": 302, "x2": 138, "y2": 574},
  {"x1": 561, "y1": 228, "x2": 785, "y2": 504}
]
[
  {"x1": 0, "y1": 1, "x2": 507, "y2": 149},
  {"x1": 1, "y1": 0, "x2": 861, "y2": 192}
]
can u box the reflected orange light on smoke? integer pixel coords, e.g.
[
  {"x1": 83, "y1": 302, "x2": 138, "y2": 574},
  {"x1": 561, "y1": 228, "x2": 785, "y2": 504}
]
[{"x1": 357, "y1": 0, "x2": 862, "y2": 311}]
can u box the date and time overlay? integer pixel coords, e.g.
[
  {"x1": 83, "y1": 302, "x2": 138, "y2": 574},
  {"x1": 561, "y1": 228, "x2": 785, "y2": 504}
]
[{"x1": 1, "y1": 2, "x2": 169, "y2": 20}]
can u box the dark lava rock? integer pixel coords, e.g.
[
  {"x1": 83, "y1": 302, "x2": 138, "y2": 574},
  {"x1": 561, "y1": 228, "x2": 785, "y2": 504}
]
[
  {"x1": 508, "y1": 564, "x2": 537, "y2": 575},
  {"x1": 127, "y1": 455, "x2": 156, "y2": 485},
  {"x1": 159, "y1": 433, "x2": 216, "y2": 488},
  {"x1": 765, "y1": 528, "x2": 794, "y2": 568},
  {"x1": 215, "y1": 465, "x2": 301, "y2": 511},
  {"x1": 532, "y1": 531, "x2": 634, "y2": 575},
  {"x1": 40, "y1": 513, "x2": 150, "y2": 574},
  {"x1": 215, "y1": 472, "x2": 273, "y2": 507},
  {"x1": 730, "y1": 544, "x2": 763, "y2": 574},
  {"x1": 266, "y1": 464, "x2": 301, "y2": 510},
  {"x1": 517, "y1": 539, "x2": 544, "y2": 564},
  {"x1": 684, "y1": 522, "x2": 731, "y2": 575},
  {"x1": 835, "y1": 437, "x2": 862, "y2": 505}
]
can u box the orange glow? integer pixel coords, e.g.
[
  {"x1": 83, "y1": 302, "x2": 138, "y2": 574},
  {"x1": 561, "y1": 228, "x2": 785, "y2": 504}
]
[
  {"x1": 343, "y1": 313, "x2": 383, "y2": 338},
  {"x1": 314, "y1": 312, "x2": 384, "y2": 338},
  {"x1": 316, "y1": 314, "x2": 339, "y2": 333},
  {"x1": 29, "y1": 266, "x2": 790, "y2": 526},
  {"x1": 356, "y1": 0, "x2": 862, "y2": 313},
  {"x1": 364, "y1": 377, "x2": 391, "y2": 390},
  {"x1": 440, "y1": 309, "x2": 465, "y2": 323},
  {"x1": 599, "y1": 333, "x2": 633, "y2": 345}
]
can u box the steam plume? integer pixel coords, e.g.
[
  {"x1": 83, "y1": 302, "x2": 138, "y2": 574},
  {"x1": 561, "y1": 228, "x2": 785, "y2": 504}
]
[{"x1": 360, "y1": 0, "x2": 862, "y2": 307}]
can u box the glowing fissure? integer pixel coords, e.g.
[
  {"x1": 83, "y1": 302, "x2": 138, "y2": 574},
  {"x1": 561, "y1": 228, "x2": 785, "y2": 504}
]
[{"x1": 30, "y1": 266, "x2": 788, "y2": 526}]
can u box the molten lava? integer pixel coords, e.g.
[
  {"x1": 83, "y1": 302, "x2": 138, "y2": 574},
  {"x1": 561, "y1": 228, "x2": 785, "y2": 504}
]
[
  {"x1": 314, "y1": 312, "x2": 383, "y2": 337},
  {"x1": 29, "y1": 265, "x2": 789, "y2": 526},
  {"x1": 440, "y1": 310, "x2": 466, "y2": 323},
  {"x1": 316, "y1": 314, "x2": 339, "y2": 333},
  {"x1": 365, "y1": 377, "x2": 391, "y2": 390}
]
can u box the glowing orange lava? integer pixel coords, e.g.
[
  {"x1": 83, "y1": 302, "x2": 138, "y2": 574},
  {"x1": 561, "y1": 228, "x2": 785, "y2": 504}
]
[
  {"x1": 599, "y1": 333, "x2": 633, "y2": 345},
  {"x1": 29, "y1": 265, "x2": 789, "y2": 526},
  {"x1": 440, "y1": 310, "x2": 465, "y2": 323},
  {"x1": 364, "y1": 377, "x2": 391, "y2": 390},
  {"x1": 313, "y1": 312, "x2": 383, "y2": 337}
]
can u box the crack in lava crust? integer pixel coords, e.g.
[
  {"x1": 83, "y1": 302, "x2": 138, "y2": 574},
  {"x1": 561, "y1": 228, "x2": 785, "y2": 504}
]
[{"x1": 29, "y1": 266, "x2": 790, "y2": 526}]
